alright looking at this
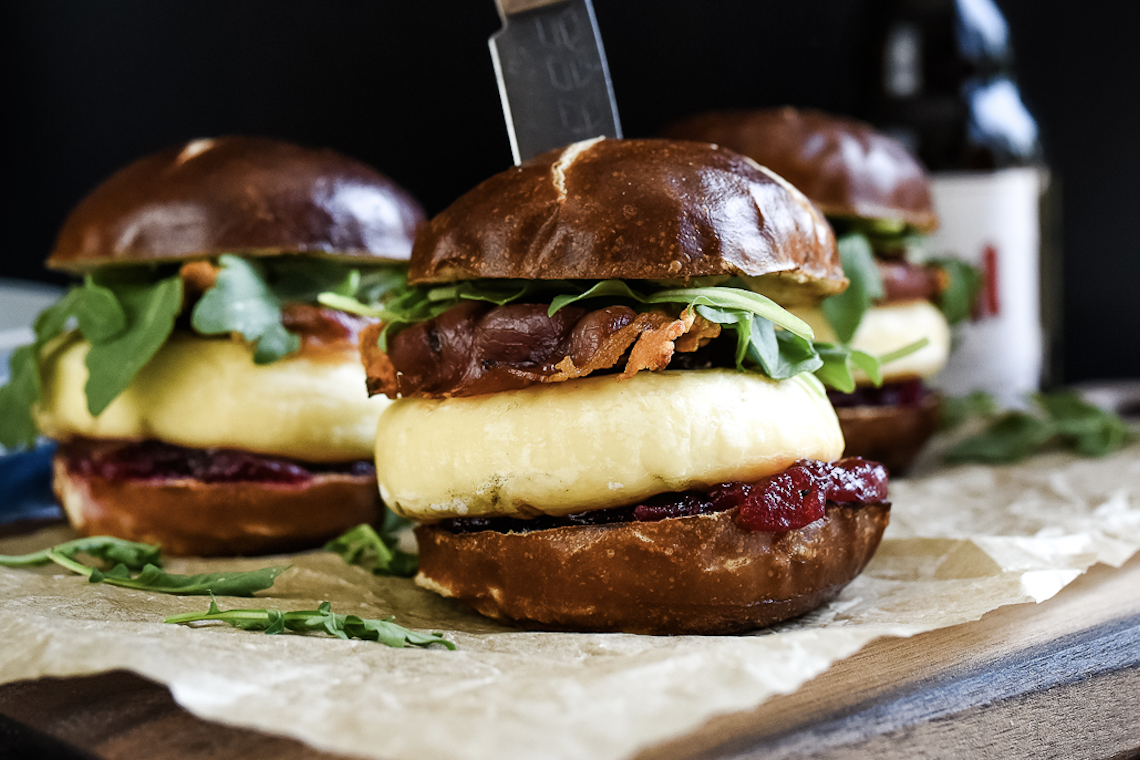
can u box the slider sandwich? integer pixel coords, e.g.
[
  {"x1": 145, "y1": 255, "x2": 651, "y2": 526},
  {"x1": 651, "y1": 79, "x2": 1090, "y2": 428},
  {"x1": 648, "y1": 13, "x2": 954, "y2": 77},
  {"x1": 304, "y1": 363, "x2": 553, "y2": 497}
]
[
  {"x1": 665, "y1": 108, "x2": 973, "y2": 472},
  {"x1": 0, "y1": 136, "x2": 425, "y2": 555},
  {"x1": 346, "y1": 138, "x2": 897, "y2": 635}
]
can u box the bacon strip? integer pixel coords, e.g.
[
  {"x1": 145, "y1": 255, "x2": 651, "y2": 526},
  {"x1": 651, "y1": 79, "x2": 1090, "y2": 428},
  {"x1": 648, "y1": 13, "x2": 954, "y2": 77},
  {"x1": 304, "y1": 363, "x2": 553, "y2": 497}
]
[
  {"x1": 877, "y1": 259, "x2": 948, "y2": 304},
  {"x1": 281, "y1": 303, "x2": 373, "y2": 354},
  {"x1": 362, "y1": 302, "x2": 721, "y2": 399}
]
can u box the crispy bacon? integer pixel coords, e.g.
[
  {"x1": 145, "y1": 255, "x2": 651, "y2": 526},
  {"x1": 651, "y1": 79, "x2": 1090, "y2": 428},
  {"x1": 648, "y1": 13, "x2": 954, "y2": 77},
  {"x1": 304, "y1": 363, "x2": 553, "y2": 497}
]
[
  {"x1": 362, "y1": 302, "x2": 722, "y2": 399},
  {"x1": 877, "y1": 259, "x2": 948, "y2": 304},
  {"x1": 281, "y1": 303, "x2": 373, "y2": 353}
]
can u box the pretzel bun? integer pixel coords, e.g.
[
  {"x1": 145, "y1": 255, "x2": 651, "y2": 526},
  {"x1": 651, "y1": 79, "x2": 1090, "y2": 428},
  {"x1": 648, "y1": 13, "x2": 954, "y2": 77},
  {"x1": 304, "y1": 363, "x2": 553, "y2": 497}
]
[
  {"x1": 409, "y1": 137, "x2": 846, "y2": 305},
  {"x1": 662, "y1": 107, "x2": 937, "y2": 232},
  {"x1": 48, "y1": 135, "x2": 425, "y2": 272},
  {"x1": 53, "y1": 453, "x2": 379, "y2": 557},
  {"x1": 415, "y1": 502, "x2": 889, "y2": 635},
  {"x1": 35, "y1": 136, "x2": 423, "y2": 555},
  {"x1": 836, "y1": 395, "x2": 942, "y2": 475}
]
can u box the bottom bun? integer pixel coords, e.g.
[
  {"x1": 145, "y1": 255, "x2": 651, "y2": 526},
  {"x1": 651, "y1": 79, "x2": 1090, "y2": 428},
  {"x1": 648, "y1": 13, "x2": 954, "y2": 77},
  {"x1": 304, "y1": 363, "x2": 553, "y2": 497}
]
[
  {"x1": 836, "y1": 395, "x2": 941, "y2": 474},
  {"x1": 54, "y1": 455, "x2": 380, "y2": 557},
  {"x1": 415, "y1": 503, "x2": 890, "y2": 635}
]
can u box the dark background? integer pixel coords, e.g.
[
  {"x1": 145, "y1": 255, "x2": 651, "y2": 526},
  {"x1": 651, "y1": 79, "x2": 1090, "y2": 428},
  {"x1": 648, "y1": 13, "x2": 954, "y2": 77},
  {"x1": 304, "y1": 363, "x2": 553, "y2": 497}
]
[{"x1": 4, "y1": 1, "x2": 1138, "y2": 382}]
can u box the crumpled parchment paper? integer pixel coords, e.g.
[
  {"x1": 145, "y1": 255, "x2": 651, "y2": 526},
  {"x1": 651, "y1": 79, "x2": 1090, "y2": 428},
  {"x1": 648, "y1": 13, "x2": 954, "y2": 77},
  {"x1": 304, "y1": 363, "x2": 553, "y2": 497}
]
[{"x1": 1, "y1": 439, "x2": 1138, "y2": 760}]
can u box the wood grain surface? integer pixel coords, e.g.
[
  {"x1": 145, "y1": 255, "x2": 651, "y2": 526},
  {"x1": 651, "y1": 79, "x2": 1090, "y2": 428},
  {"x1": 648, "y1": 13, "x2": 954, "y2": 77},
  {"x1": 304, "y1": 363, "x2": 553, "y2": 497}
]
[{"x1": 1, "y1": 530, "x2": 1138, "y2": 760}]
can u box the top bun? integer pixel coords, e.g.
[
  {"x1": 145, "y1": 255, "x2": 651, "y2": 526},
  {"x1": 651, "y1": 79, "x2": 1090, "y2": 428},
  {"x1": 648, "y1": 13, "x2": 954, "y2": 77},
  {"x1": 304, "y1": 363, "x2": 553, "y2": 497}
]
[
  {"x1": 48, "y1": 136, "x2": 426, "y2": 272},
  {"x1": 662, "y1": 108, "x2": 938, "y2": 233},
  {"x1": 409, "y1": 138, "x2": 845, "y2": 303}
]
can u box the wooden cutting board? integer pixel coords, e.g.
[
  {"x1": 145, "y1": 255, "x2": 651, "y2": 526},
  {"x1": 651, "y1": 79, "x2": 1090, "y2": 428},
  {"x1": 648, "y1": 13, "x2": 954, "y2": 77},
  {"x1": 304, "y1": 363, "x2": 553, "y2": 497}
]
[{"x1": 1, "y1": 519, "x2": 1138, "y2": 760}]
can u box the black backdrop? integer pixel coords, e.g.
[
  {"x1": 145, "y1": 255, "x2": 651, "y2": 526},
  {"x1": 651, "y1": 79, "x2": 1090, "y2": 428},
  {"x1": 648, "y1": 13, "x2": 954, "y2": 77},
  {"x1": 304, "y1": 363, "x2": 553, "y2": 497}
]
[{"x1": 5, "y1": 1, "x2": 1138, "y2": 382}]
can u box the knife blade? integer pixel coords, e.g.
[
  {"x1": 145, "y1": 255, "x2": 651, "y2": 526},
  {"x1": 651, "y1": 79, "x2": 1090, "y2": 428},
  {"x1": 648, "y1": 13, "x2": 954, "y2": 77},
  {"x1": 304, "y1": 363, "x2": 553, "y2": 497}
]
[{"x1": 489, "y1": 0, "x2": 622, "y2": 165}]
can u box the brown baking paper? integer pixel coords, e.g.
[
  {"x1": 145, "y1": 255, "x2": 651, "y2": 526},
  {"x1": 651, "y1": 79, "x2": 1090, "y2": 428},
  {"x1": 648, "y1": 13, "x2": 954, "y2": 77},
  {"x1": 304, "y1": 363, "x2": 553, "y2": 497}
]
[{"x1": 2, "y1": 438, "x2": 1139, "y2": 760}]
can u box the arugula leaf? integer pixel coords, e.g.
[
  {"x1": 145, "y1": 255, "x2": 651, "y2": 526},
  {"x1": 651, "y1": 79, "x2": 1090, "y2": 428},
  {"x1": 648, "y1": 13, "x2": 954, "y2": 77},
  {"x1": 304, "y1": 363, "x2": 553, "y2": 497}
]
[
  {"x1": 339, "y1": 274, "x2": 954, "y2": 393},
  {"x1": 746, "y1": 318, "x2": 823, "y2": 380},
  {"x1": 192, "y1": 256, "x2": 407, "y2": 363},
  {"x1": 191, "y1": 255, "x2": 299, "y2": 364},
  {"x1": 83, "y1": 271, "x2": 183, "y2": 414},
  {"x1": 944, "y1": 390, "x2": 1131, "y2": 463},
  {"x1": 820, "y1": 232, "x2": 883, "y2": 344},
  {"x1": 548, "y1": 280, "x2": 815, "y2": 341},
  {"x1": 0, "y1": 345, "x2": 41, "y2": 449},
  {"x1": 356, "y1": 267, "x2": 408, "y2": 304},
  {"x1": 940, "y1": 390, "x2": 1000, "y2": 430},
  {"x1": 0, "y1": 271, "x2": 183, "y2": 446},
  {"x1": 269, "y1": 257, "x2": 362, "y2": 302},
  {"x1": 325, "y1": 520, "x2": 417, "y2": 578},
  {"x1": 0, "y1": 536, "x2": 285, "y2": 596},
  {"x1": 944, "y1": 412, "x2": 1056, "y2": 464},
  {"x1": 931, "y1": 258, "x2": 983, "y2": 325},
  {"x1": 165, "y1": 598, "x2": 455, "y2": 649}
]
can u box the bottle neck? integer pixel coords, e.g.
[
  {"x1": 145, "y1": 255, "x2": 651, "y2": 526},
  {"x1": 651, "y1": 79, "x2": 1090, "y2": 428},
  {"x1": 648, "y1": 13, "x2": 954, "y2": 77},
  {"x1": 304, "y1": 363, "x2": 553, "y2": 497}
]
[{"x1": 862, "y1": 0, "x2": 1040, "y2": 171}]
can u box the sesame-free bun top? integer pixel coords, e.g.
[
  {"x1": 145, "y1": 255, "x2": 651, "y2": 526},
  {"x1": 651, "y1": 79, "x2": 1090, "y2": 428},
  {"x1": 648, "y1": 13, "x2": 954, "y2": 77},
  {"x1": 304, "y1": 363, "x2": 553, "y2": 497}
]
[
  {"x1": 409, "y1": 137, "x2": 846, "y2": 302},
  {"x1": 48, "y1": 136, "x2": 426, "y2": 272},
  {"x1": 662, "y1": 108, "x2": 938, "y2": 233}
]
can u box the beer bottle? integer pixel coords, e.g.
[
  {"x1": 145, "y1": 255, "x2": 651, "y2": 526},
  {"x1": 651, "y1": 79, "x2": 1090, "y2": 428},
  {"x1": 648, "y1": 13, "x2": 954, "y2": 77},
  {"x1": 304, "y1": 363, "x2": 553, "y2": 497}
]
[{"x1": 858, "y1": 0, "x2": 1058, "y2": 402}]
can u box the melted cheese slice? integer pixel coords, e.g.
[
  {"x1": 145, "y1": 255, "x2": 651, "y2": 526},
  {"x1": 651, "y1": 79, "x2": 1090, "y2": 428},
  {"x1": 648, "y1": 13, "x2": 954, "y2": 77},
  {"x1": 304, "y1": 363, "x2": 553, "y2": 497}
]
[
  {"x1": 375, "y1": 369, "x2": 843, "y2": 521},
  {"x1": 35, "y1": 333, "x2": 387, "y2": 461},
  {"x1": 791, "y1": 300, "x2": 951, "y2": 383}
]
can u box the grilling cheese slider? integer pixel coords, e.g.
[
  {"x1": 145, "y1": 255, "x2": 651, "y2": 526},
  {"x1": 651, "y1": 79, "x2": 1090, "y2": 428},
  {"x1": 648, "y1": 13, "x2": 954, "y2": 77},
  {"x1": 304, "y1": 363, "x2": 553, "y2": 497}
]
[
  {"x1": 0, "y1": 136, "x2": 425, "y2": 555},
  {"x1": 664, "y1": 108, "x2": 966, "y2": 472},
  {"x1": 352, "y1": 137, "x2": 893, "y2": 635}
]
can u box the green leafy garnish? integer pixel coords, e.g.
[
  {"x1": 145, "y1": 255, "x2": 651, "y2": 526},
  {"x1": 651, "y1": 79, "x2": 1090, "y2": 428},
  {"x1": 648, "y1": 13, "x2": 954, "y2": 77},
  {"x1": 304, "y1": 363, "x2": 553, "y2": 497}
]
[
  {"x1": 547, "y1": 280, "x2": 815, "y2": 341},
  {"x1": 940, "y1": 390, "x2": 1000, "y2": 430},
  {"x1": 325, "y1": 517, "x2": 417, "y2": 578},
  {"x1": 0, "y1": 270, "x2": 183, "y2": 448},
  {"x1": 191, "y1": 255, "x2": 403, "y2": 364},
  {"x1": 0, "y1": 256, "x2": 405, "y2": 449},
  {"x1": 930, "y1": 258, "x2": 983, "y2": 326},
  {"x1": 0, "y1": 536, "x2": 286, "y2": 596},
  {"x1": 328, "y1": 275, "x2": 932, "y2": 391},
  {"x1": 0, "y1": 535, "x2": 162, "y2": 569},
  {"x1": 83, "y1": 271, "x2": 185, "y2": 414},
  {"x1": 165, "y1": 597, "x2": 455, "y2": 649},
  {"x1": 944, "y1": 390, "x2": 1131, "y2": 464},
  {"x1": 820, "y1": 232, "x2": 883, "y2": 344},
  {"x1": 191, "y1": 255, "x2": 300, "y2": 364}
]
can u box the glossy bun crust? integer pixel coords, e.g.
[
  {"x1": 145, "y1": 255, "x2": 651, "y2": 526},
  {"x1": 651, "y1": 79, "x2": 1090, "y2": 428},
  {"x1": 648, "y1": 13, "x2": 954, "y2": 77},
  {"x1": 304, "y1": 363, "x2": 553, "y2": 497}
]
[
  {"x1": 53, "y1": 455, "x2": 381, "y2": 557},
  {"x1": 48, "y1": 136, "x2": 426, "y2": 272},
  {"x1": 409, "y1": 138, "x2": 846, "y2": 303},
  {"x1": 663, "y1": 108, "x2": 938, "y2": 232},
  {"x1": 836, "y1": 395, "x2": 942, "y2": 475},
  {"x1": 415, "y1": 502, "x2": 890, "y2": 635}
]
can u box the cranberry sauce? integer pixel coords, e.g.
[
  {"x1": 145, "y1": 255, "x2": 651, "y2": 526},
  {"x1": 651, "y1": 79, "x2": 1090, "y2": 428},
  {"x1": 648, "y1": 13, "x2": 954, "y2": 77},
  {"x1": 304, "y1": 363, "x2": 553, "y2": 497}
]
[
  {"x1": 828, "y1": 378, "x2": 927, "y2": 409},
  {"x1": 439, "y1": 457, "x2": 888, "y2": 535},
  {"x1": 61, "y1": 439, "x2": 375, "y2": 485}
]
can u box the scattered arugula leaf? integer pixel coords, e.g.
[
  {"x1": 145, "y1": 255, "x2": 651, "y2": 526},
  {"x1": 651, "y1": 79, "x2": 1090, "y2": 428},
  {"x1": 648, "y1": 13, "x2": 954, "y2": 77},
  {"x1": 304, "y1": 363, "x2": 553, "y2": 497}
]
[
  {"x1": 165, "y1": 597, "x2": 455, "y2": 649},
  {"x1": 820, "y1": 232, "x2": 883, "y2": 344},
  {"x1": 0, "y1": 536, "x2": 286, "y2": 596},
  {"x1": 944, "y1": 390, "x2": 1131, "y2": 464},
  {"x1": 940, "y1": 390, "x2": 1000, "y2": 430},
  {"x1": 0, "y1": 535, "x2": 163, "y2": 570},
  {"x1": 325, "y1": 518, "x2": 417, "y2": 578}
]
